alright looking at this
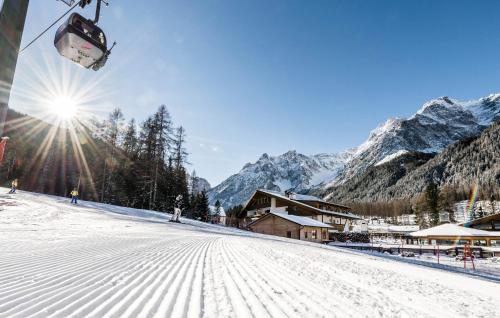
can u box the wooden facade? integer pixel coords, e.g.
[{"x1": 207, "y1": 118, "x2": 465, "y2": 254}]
[
  {"x1": 248, "y1": 213, "x2": 330, "y2": 243},
  {"x1": 294, "y1": 199, "x2": 351, "y2": 213},
  {"x1": 239, "y1": 189, "x2": 361, "y2": 232}
]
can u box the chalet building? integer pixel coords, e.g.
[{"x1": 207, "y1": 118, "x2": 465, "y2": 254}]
[
  {"x1": 248, "y1": 212, "x2": 332, "y2": 243},
  {"x1": 463, "y1": 212, "x2": 500, "y2": 231},
  {"x1": 239, "y1": 189, "x2": 361, "y2": 238}
]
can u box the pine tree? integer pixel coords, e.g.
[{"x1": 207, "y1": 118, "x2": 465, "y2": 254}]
[
  {"x1": 190, "y1": 170, "x2": 199, "y2": 196},
  {"x1": 197, "y1": 191, "x2": 210, "y2": 222},
  {"x1": 213, "y1": 199, "x2": 221, "y2": 223},
  {"x1": 189, "y1": 191, "x2": 200, "y2": 219},
  {"x1": 100, "y1": 108, "x2": 124, "y2": 203},
  {"x1": 425, "y1": 182, "x2": 440, "y2": 226},
  {"x1": 439, "y1": 186, "x2": 456, "y2": 223},
  {"x1": 172, "y1": 126, "x2": 188, "y2": 170},
  {"x1": 151, "y1": 105, "x2": 173, "y2": 209},
  {"x1": 122, "y1": 119, "x2": 138, "y2": 157},
  {"x1": 226, "y1": 204, "x2": 243, "y2": 227},
  {"x1": 414, "y1": 195, "x2": 429, "y2": 229},
  {"x1": 214, "y1": 200, "x2": 221, "y2": 216}
]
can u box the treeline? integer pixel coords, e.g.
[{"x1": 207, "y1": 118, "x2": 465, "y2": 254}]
[
  {"x1": 349, "y1": 200, "x2": 414, "y2": 219},
  {"x1": 0, "y1": 107, "x2": 211, "y2": 218},
  {"x1": 348, "y1": 182, "x2": 499, "y2": 228},
  {"x1": 93, "y1": 105, "x2": 191, "y2": 211},
  {"x1": 413, "y1": 183, "x2": 498, "y2": 228},
  {"x1": 225, "y1": 204, "x2": 243, "y2": 227}
]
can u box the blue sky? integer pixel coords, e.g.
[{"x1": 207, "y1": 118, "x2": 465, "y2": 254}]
[{"x1": 10, "y1": 0, "x2": 500, "y2": 185}]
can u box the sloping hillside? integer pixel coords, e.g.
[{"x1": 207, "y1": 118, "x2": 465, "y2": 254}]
[{"x1": 321, "y1": 121, "x2": 500, "y2": 202}]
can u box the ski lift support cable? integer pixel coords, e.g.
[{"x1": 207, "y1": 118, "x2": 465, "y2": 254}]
[{"x1": 19, "y1": 0, "x2": 82, "y2": 53}]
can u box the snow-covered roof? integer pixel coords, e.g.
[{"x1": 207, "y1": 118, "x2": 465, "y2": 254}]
[
  {"x1": 265, "y1": 212, "x2": 333, "y2": 228},
  {"x1": 369, "y1": 225, "x2": 419, "y2": 233},
  {"x1": 209, "y1": 206, "x2": 226, "y2": 217},
  {"x1": 255, "y1": 189, "x2": 359, "y2": 219},
  {"x1": 410, "y1": 224, "x2": 500, "y2": 238},
  {"x1": 292, "y1": 193, "x2": 325, "y2": 202}
]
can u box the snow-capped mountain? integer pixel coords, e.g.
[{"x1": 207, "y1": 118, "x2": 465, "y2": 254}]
[
  {"x1": 208, "y1": 150, "x2": 351, "y2": 208},
  {"x1": 195, "y1": 177, "x2": 211, "y2": 193},
  {"x1": 210, "y1": 94, "x2": 500, "y2": 207},
  {"x1": 186, "y1": 172, "x2": 211, "y2": 194},
  {"x1": 330, "y1": 94, "x2": 500, "y2": 187}
]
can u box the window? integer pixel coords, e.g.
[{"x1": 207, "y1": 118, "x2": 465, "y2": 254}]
[
  {"x1": 322, "y1": 230, "x2": 326, "y2": 240},
  {"x1": 257, "y1": 196, "x2": 269, "y2": 205},
  {"x1": 286, "y1": 231, "x2": 292, "y2": 238},
  {"x1": 457, "y1": 239, "x2": 471, "y2": 245},
  {"x1": 311, "y1": 230, "x2": 317, "y2": 239},
  {"x1": 491, "y1": 240, "x2": 500, "y2": 247},
  {"x1": 473, "y1": 240, "x2": 487, "y2": 246},
  {"x1": 437, "y1": 240, "x2": 454, "y2": 245}
]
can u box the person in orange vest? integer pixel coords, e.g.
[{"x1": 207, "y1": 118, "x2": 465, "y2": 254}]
[
  {"x1": 9, "y1": 179, "x2": 18, "y2": 194},
  {"x1": 70, "y1": 188, "x2": 79, "y2": 204}
]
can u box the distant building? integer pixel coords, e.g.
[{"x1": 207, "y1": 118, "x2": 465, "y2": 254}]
[
  {"x1": 208, "y1": 205, "x2": 226, "y2": 225},
  {"x1": 462, "y1": 212, "x2": 500, "y2": 231},
  {"x1": 238, "y1": 189, "x2": 361, "y2": 241},
  {"x1": 410, "y1": 223, "x2": 500, "y2": 248}
]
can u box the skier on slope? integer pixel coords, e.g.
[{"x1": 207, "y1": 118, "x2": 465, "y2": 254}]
[
  {"x1": 70, "y1": 188, "x2": 79, "y2": 204},
  {"x1": 170, "y1": 194, "x2": 183, "y2": 223},
  {"x1": 8, "y1": 179, "x2": 18, "y2": 194}
]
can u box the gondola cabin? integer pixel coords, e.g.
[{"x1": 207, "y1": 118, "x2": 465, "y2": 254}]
[{"x1": 54, "y1": 13, "x2": 107, "y2": 69}]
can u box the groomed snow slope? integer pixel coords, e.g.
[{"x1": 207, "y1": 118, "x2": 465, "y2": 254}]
[{"x1": 1, "y1": 190, "x2": 499, "y2": 318}]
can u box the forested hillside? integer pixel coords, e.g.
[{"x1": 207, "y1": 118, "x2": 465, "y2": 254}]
[{"x1": 0, "y1": 107, "x2": 209, "y2": 216}]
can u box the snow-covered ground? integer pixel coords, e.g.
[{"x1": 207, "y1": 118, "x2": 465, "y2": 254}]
[
  {"x1": 1, "y1": 190, "x2": 500, "y2": 317},
  {"x1": 329, "y1": 242, "x2": 500, "y2": 279}
]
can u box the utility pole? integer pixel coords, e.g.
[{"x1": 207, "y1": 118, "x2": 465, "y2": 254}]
[{"x1": 0, "y1": 0, "x2": 30, "y2": 137}]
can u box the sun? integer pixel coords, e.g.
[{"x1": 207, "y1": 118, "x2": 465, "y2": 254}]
[{"x1": 49, "y1": 95, "x2": 79, "y2": 120}]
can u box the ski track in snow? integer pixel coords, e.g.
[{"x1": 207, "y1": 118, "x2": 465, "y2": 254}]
[{"x1": 0, "y1": 190, "x2": 499, "y2": 318}]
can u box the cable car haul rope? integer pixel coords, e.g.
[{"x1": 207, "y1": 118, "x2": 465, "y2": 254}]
[{"x1": 21, "y1": 0, "x2": 115, "y2": 71}]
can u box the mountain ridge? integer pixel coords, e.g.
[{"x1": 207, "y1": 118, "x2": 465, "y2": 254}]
[{"x1": 208, "y1": 93, "x2": 500, "y2": 208}]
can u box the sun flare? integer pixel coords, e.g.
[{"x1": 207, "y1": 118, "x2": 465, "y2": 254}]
[{"x1": 49, "y1": 95, "x2": 79, "y2": 120}]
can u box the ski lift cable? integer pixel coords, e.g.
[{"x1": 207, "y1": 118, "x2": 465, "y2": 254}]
[{"x1": 20, "y1": 0, "x2": 82, "y2": 53}]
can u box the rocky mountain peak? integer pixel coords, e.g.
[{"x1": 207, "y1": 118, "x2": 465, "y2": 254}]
[{"x1": 209, "y1": 93, "x2": 500, "y2": 208}]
